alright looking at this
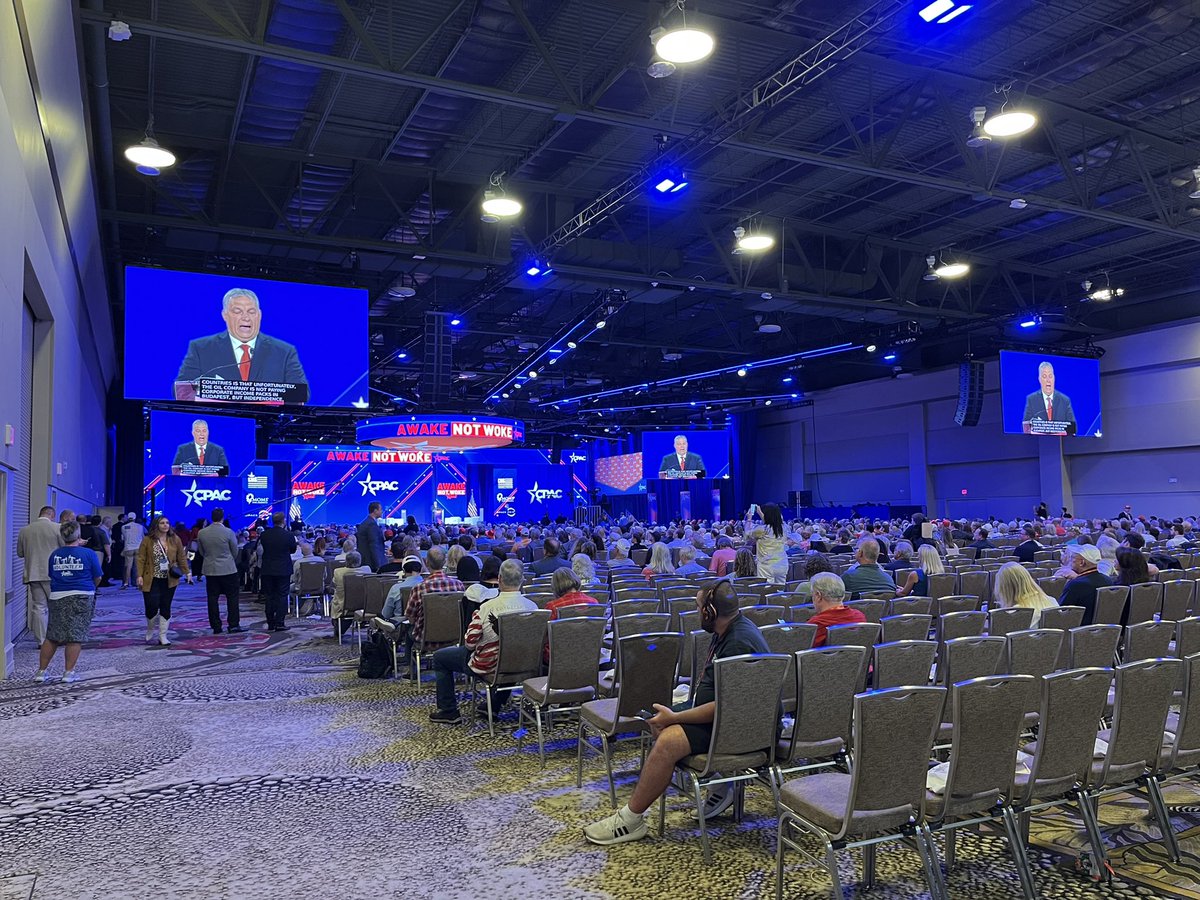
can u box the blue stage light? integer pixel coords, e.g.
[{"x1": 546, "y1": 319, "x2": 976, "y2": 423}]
[
  {"x1": 653, "y1": 169, "x2": 689, "y2": 194},
  {"x1": 526, "y1": 265, "x2": 541, "y2": 276},
  {"x1": 883, "y1": 352, "x2": 897, "y2": 362},
  {"x1": 919, "y1": 0, "x2": 973, "y2": 23},
  {"x1": 397, "y1": 351, "x2": 408, "y2": 359},
  {"x1": 782, "y1": 375, "x2": 793, "y2": 384},
  {"x1": 1019, "y1": 319, "x2": 1038, "y2": 329},
  {"x1": 450, "y1": 317, "x2": 462, "y2": 326}
]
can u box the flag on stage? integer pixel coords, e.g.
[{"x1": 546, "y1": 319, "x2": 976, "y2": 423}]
[
  {"x1": 289, "y1": 499, "x2": 302, "y2": 522},
  {"x1": 467, "y1": 491, "x2": 479, "y2": 518}
]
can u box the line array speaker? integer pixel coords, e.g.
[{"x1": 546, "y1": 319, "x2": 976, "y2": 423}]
[{"x1": 954, "y1": 360, "x2": 985, "y2": 427}]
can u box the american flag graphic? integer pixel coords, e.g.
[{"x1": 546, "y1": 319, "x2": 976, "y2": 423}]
[
  {"x1": 594, "y1": 451, "x2": 644, "y2": 492},
  {"x1": 289, "y1": 499, "x2": 302, "y2": 522},
  {"x1": 467, "y1": 491, "x2": 479, "y2": 518}
]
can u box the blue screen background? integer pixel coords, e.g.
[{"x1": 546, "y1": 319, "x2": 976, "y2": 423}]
[
  {"x1": 999, "y1": 351, "x2": 1103, "y2": 437},
  {"x1": 145, "y1": 409, "x2": 256, "y2": 486},
  {"x1": 641, "y1": 430, "x2": 731, "y2": 480},
  {"x1": 124, "y1": 266, "x2": 369, "y2": 407}
]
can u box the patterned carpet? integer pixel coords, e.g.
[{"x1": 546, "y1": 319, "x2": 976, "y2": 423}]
[{"x1": 2, "y1": 583, "x2": 1200, "y2": 899}]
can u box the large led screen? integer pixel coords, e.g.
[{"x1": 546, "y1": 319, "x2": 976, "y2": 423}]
[{"x1": 999, "y1": 350, "x2": 1102, "y2": 438}]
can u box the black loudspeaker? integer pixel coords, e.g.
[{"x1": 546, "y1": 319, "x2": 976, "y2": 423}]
[
  {"x1": 788, "y1": 490, "x2": 813, "y2": 509},
  {"x1": 955, "y1": 361, "x2": 985, "y2": 427},
  {"x1": 549, "y1": 435, "x2": 563, "y2": 464}
]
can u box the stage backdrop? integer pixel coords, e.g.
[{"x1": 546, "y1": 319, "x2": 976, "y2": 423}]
[{"x1": 267, "y1": 445, "x2": 587, "y2": 524}]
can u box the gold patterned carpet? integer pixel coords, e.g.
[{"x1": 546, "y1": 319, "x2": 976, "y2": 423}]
[{"x1": 2, "y1": 583, "x2": 1199, "y2": 899}]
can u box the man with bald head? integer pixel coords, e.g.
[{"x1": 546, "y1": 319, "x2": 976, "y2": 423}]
[
  {"x1": 176, "y1": 287, "x2": 308, "y2": 401},
  {"x1": 839, "y1": 537, "x2": 896, "y2": 598}
]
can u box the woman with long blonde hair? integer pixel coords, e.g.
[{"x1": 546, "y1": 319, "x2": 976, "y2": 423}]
[
  {"x1": 895, "y1": 543, "x2": 944, "y2": 597},
  {"x1": 641, "y1": 542, "x2": 675, "y2": 581},
  {"x1": 994, "y1": 561, "x2": 1058, "y2": 626}
]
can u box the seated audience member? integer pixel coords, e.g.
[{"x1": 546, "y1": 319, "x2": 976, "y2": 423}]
[
  {"x1": 808, "y1": 572, "x2": 867, "y2": 646},
  {"x1": 994, "y1": 561, "x2": 1058, "y2": 627},
  {"x1": 330, "y1": 551, "x2": 372, "y2": 636},
  {"x1": 895, "y1": 543, "x2": 942, "y2": 597},
  {"x1": 404, "y1": 545, "x2": 465, "y2": 648},
  {"x1": 380, "y1": 556, "x2": 425, "y2": 621},
  {"x1": 608, "y1": 540, "x2": 637, "y2": 568},
  {"x1": 1122, "y1": 533, "x2": 1160, "y2": 575},
  {"x1": 941, "y1": 528, "x2": 961, "y2": 558},
  {"x1": 840, "y1": 538, "x2": 895, "y2": 597},
  {"x1": 462, "y1": 556, "x2": 502, "y2": 625},
  {"x1": 674, "y1": 546, "x2": 707, "y2": 577},
  {"x1": 445, "y1": 543, "x2": 467, "y2": 578},
  {"x1": 545, "y1": 567, "x2": 598, "y2": 619},
  {"x1": 1114, "y1": 546, "x2": 1153, "y2": 592},
  {"x1": 334, "y1": 537, "x2": 357, "y2": 562},
  {"x1": 828, "y1": 529, "x2": 854, "y2": 555},
  {"x1": 708, "y1": 536, "x2": 736, "y2": 575},
  {"x1": 884, "y1": 540, "x2": 913, "y2": 572},
  {"x1": 377, "y1": 540, "x2": 408, "y2": 574},
  {"x1": 572, "y1": 552, "x2": 601, "y2": 589},
  {"x1": 456, "y1": 535, "x2": 482, "y2": 583},
  {"x1": 1058, "y1": 544, "x2": 1112, "y2": 626},
  {"x1": 969, "y1": 528, "x2": 994, "y2": 550},
  {"x1": 1013, "y1": 526, "x2": 1044, "y2": 564},
  {"x1": 1167, "y1": 524, "x2": 1190, "y2": 549},
  {"x1": 642, "y1": 542, "x2": 676, "y2": 581},
  {"x1": 531, "y1": 538, "x2": 572, "y2": 576},
  {"x1": 312, "y1": 536, "x2": 328, "y2": 557},
  {"x1": 1095, "y1": 534, "x2": 1119, "y2": 577},
  {"x1": 289, "y1": 543, "x2": 324, "y2": 592},
  {"x1": 731, "y1": 548, "x2": 756, "y2": 579},
  {"x1": 429, "y1": 559, "x2": 535, "y2": 725},
  {"x1": 583, "y1": 579, "x2": 769, "y2": 846},
  {"x1": 793, "y1": 553, "x2": 833, "y2": 600}
]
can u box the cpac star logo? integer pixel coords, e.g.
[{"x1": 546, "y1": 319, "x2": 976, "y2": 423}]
[
  {"x1": 568, "y1": 452, "x2": 587, "y2": 464},
  {"x1": 182, "y1": 479, "x2": 232, "y2": 508},
  {"x1": 351, "y1": 397, "x2": 370, "y2": 409},
  {"x1": 359, "y1": 471, "x2": 400, "y2": 496},
  {"x1": 527, "y1": 482, "x2": 564, "y2": 503}
]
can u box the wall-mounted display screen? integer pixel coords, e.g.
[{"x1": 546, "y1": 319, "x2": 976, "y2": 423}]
[{"x1": 999, "y1": 350, "x2": 1102, "y2": 437}]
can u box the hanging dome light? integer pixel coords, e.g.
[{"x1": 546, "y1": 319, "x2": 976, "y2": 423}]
[
  {"x1": 733, "y1": 225, "x2": 774, "y2": 252},
  {"x1": 651, "y1": 2, "x2": 714, "y2": 64},
  {"x1": 983, "y1": 109, "x2": 1037, "y2": 138},
  {"x1": 124, "y1": 136, "x2": 176, "y2": 170},
  {"x1": 481, "y1": 172, "x2": 522, "y2": 221},
  {"x1": 934, "y1": 260, "x2": 970, "y2": 278}
]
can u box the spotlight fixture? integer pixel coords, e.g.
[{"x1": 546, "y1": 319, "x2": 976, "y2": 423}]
[
  {"x1": 882, "y1": 352, "x2": 898, "y2": 362},
  {"x1": 525, "y1": 259, "x2": 553, "y2": 277},
  {"x1": 965, "y1": 106, "x2": 991, "y2": 149},
  {"x1": 651, "y1": 2, "x2": 714, "y2": 65},
  {"x1": 528, "y1": 370, "x2": 538, "y2": 379},
  {"x1": 1010, "y1": 198, "x2": 1029, "y2": 209},
  {"x1": 919, "y1": 0, "x2": 973, "y2": 23},
  {"x1": 653, "y1": 166, "x2": 689, "y2": 194},
  {"x1": 736, "y1": 367, "x2": 748, "y2": 377},
  {"x1": 595, "y1": 316, "x2": 607, "y2": 329},
  {"x1": 647, "y1": 59, "x2": 677, "y2": 78},
  {"x1": 935, "y1": 260, "x2": 970, "y2": 278},
  {"x1": 1018, "y1": 317, "x2": 1039, "y2": 329},
  {"x1": 480, "y1": 172, "x2": 521, "y2": 221},
  {"x1": 984, "y1": 107, "x2": 1037, "y2": 138},
  {"x1": 733, "y1": 225, "x2": 774, "y2": 252},
  {"x1": 1188, "y1": 166, "x2": 1200, "y2": 200},
  {"x1": 866, "y1": 343, "x2": 878, "y2": 353},
  {"x1": 449, "y1": 316, "x2": 462, "y2": 326},
  {"x1": 501, "y1": 392, "x2": 510, "y2": 399},
  {"x1": 923, "y1": 255, "x2": 940, "y2": 282},
  {"x1": 386, "y1": 274, "x2": 417, "y2": 298},
  {"x1": 396, "y1": 351, "x2": 408, "y2": 359},
  {"x1": 124, "y1": 121, "x2": 176, "y2": 171},
  {"x1": 1089, "y1": 286, "x2": 1124, "y2": 303},
  {"x1": 566, "y1": 341, "x2": 577, "y2": 349},
  {"x1": 782, "y1": 375, "x2": 793, "y2": 384}
]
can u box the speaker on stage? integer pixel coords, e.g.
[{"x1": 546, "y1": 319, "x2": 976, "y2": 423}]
[{"x1": 955, "y1": 360, "x2": 985, "y2": 427}]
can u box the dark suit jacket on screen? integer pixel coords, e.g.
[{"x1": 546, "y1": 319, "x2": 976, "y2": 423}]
[
  {"x1": 173, "y1": 441, "x2": 229, "y2": 476},
  {"x1": 176, "y1": 332, "x2": 309, "y2": 401},
  {"x1": 658, "y1": 451, "x2": 707, "y2": 477},
  {"x1": 1022, "y1": 390, "x2": 1076, "y2": 426}
]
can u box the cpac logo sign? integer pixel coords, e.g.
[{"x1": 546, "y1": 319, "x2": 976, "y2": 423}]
[
  {"x1": 527, "y1": 482, "x2": 564, "y2": 503},
  {"x1": 359, "y1": 471, "x2": 400, "y2": 496},
  {"x1": 182, "y1": 480, "x2": 232, "y2": 508},
  {"x1": 568, "y1": 452, "x2": 587, "y2": 464}
]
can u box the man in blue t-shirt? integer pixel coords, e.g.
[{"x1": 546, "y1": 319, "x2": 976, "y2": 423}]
[{"x1": 36, "y1": 520, "x2": 102, "y2": 683}]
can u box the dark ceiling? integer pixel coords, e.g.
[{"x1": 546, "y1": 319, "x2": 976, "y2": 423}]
[{"x1": 77, "y1": 0, "x2": 1200, "y2": 443}]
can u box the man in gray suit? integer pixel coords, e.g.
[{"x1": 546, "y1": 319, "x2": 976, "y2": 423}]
[
  {"x1": 198, "y1": 508, "x2": 243, "y2": 634},
  {"x1": 16, "y1": 505, "x2": 61, "y2": 646}
]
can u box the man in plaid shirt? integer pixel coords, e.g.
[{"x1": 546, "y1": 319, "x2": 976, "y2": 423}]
[{"x1": 405, "y1": 545, "x2": 463, "y2": 645}]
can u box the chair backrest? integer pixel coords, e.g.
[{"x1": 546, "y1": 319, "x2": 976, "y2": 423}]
[
  {"x1": 958, "y1": 570, "x2": 991, "y2": 605},
  {"x1": 872, "y1": 640, "x2": 936, "y2": 690},
  {"x1": 1098, "y1": 658, "x2": 1181, "y2": 786},
  {"x1": 546, "y1": 617, "x2": 605, "y2": 690},
  {"x1": 825, "y1": 622, "x2": 882, "y2": 691},
  {"x1": 678, "y1": 609, "x2": 701, "y2": 635},
  {"x1": 1038, "y1": 576, "x2": 1068, "y2": 599},
  {"x1": 1123, "y1": 620, "x2": 1175, "y2": 662},
  {"x1": 554, "y1": 602, "x2": 607, "y2": 619},
  {"x1": 788, "y1": 604, "x2": 816, "y2": 624},
  {"x1": 936, "y1": 595, "x2": 982, "y2": 617},
  {"x1": 1093, "y1": 585, "x2": 1130, "y2": 626},
  {"x1": 1127, "y1": 582, "x2": 1163, "y2": 626},
  {"x1": 611, "y1": 598, "x2": 660, "y2": 617},
  {"x1": 1161, "y1": 580, "x2": 1195, "y2": 622},
  {"x1": 1068, "y1": 623, "x2": 1121, "y2": 669},
  {"x1": 493, "y1": 609, "x2": 552, "y2": 679},
  {"x1": 987, "y1": 606, "x2": 1035, "y2": 638},
  {"x1": 1016, "y1": 667, "x2": 1113, "y2": 805},
  {"x1": 612, "y1": 613, "x2": 671, "y2": 641},
  {"x1": 342, "y1": 573, "x2": 367, "y2": 613},
  {"x1": 839, "y1": 686, "x2": 947, "y2": 839},
  {"x1": 936, "y1": 675, "x2": 1036, "y2": 820},
  {"x1": 927, "y1": 573, "x2": 959, "y2": 602},
  {"x1": 881, "y1": 613, "x2": 932, "y2": 644},
  {"x1": 362, "y1": 575, "x2": 395, "y2": 616},
  {"x1": 630, "y1": 548, "x2": 650, "y2": 567},
  {"x1": 298, "y1": 561, "x2": 326, "y2": 593},
  {"x1": 741, "y1": 605, "x2": 788, "y2": 627},
  {"x1": 1176, "y1": 616, "x2": 1200, "y2": 661},
  {"x1": 845, "y1": 598, "x2": 886, "y2": 624},
  {"x1": 664, "y1": 596, "x2": 696, "y2": 631},
  {"x1": 762, "y1": 623, "x2": 817, "y2": 709},
  {"x1": 615, "y1": 632, "x2": 684, "y2": 719},
  {"x1": 696, "y1": 654, "x2": 791, "y2": 776},
  {"x1": 422, "y1": 592, "x2": 465, "y2": 645},
  {"x1": 1040, "y1": 605, "x2": 1085, "y2": 632},
  {"x1": 888, "y1": 596, "x2": 932, "y2": 617},
  {"x1": 1005, "y1": 628, "x2": 1064, "y2": 680},
  {"x1": 782, "y1": 646, "x2": 866, "y2": 764},
  {"x1": 939, "y1": 636, "x2": 1005, "y2": 692},
  {"x1": 936, "y1": 611, "x2": 987, "y2": 647},
  {"x1": 1166, "y1": 653, "x2": 1200, "y2": 772}
]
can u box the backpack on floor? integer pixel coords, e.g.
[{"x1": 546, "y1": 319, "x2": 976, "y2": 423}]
[{"x1": 357, "y1": 633, "x2": 393, "y2": 679}]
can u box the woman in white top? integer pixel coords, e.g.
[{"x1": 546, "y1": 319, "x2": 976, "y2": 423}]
[
  {"x1": 993, "y1": 561, "x2": 1058, "y2": 627},
  {"x1": 744, "y1": 503, "x2": 788, "y2": 585}
]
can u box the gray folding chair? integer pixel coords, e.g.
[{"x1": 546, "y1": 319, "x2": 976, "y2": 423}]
[
  {"x1": 611, "y1": 598, "x2": 661, "y2": 617},
  {"x1": 888, "y1": 596, "x2": 932, "y2": 617},
  {"x1": 1042, "y1": 605, "x2": 1086, "y2": 669},
  {"x1": 577, "y1": 632, "x2": 682, "y2": 807},
  {"x1": 1123, "y1": 620, "x2": 1174, "y2": 662},
  {"x1": 554, "y1": 602, "x2": 607, "y2": 619},
  {"x1": 292, "y1": 560, "x2": 327, "y2": 617},
  {"x1": 825, "y1": 622, "x2": 882, "y2": 691},
  {"x1": 935, "y1": 611, "x2": 987, "y2": 667},
  {"x1": 881, "y1": 613, "x2": 932, "y2": 644},
  {"x1": 845, "y1": 598, "x2": 886, "y2": 624},
  {"x1": 923, "y1": 675, "x2": 1037, "y2": 900},
  {"x1": 1127, "y1": 582, "x2": 1162, "y2": 626},
  {"x1": 1009, "y1": 667, "x2": 1114, "y2": 889},
  {"x1": 602, "y1": 613, "x2": 672, "y2": 694},
  {"x1": 788, "y1": 604, "x2": 816, "y2": 624},
  {"x1": 1068, "y1": 623, "x2": 1121, "y2": 669},
  {"x1": 470, "y1": 609, "x2": 551, "y2": 736},
  {"x1": 774, "y1": 646, "x2": 865, "y2": 781},
  {"x1": 1005, "y1": 629, "x2": 1065, "y2": 720},
  {"x1": 936, "y1": 595, "x2": 981, "y2": 617},
  {"x1": 928, "y1": 573, "x2": 959, "y2": 602},
  {"x1": 1160, "y1": 580, "x2": 1194, "y2": 622},
  {"x1": 872, "y1": 640, "x2": 936, "y2": 690},
  {"x1": 988, "y1": 606, "x2": 1035, "y2": 639},
  {"x1": 354, "y1": 575, "x2": 395, "y2": 648},
  {"x1": 337, "y1": 573, "x2": 367, "y2": 642},
  {"x1": 658, "y1": 654, "x2": 790, "y2": 863},
  {"x1": 666, "y1": 596, "x2": 696, "y2": 631},
  {"x1": 935, "y1": 636, "x2": 1006, "y2": 735},
  {"x1": 518, "y1": 617, "x2": 604, "y2": 765},
  {"x1": 774, "y1": 686, "x2": 946, "y2": 900},
  {"x1": 742, "y1": 605, "x2": 788, "y2": 627},
  {"x1": 1038, "y1": 576, "x2": 1069, "y2": 599},
  {"x1": 411, "y1": 592, "x2": 464, "y2": 689},
  {"x1": 761, "y1": 623, "x2": 817, "y2": 714},
  {"x1": 1153, "y1": 653, "x2": 1200, "y2": 861},
  {"x1": 1175, "y1": 616, "x2": 1200, "y2": 664},
  {"x1": 1092, "y1": 585, "x2": 1130, "y2": 626},
  {"x1": 958, "y1": 570, "x2": 992, "y2": 606}
]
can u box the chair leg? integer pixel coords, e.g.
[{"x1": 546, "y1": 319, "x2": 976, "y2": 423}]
[
  {"x1": 1075, "y1": 792, "x2": 1110, "y2": 882},
  {"x1": 516, "y1": 699, "x2": 527, "y2": 752},
  {"x1": 694, "y1": 775, "x2": 712, "y2": 864},
  {"x1": 576, "y1": 720, "x2": 587, "y2": 788},
  {"x1": 1145, "y1": 777, "x2": 1182, "y2": 862},
  {"x1": 535, "y1": 705, "x2": 546, "y2": 767},
  {"x1": 1001, "y1": 807, "x2": 1038, "y2": 900},
  {"x1": 945, "y1": 826, "x2": 957, "y2": 869},
  {"x1": 486, "y1": 687, "x2": 495, "y2": 737},
  {"x1": 916, "y1": 826, "x2": 947, "y2": 900},
  {"x1": 602, "y1": 734, "x2": 617, "y2": 808},
  {"x1": 823, "y1": 837, "x2": 843, "y2": 900},
  {"x1": 775, "y1": 818, "x2": 788, "y2": 900},
  {"x1": 864, "y1": 842, "x2": 876, "y2": 889},
  {"x1": 658, "y1": 787, "x2": 667, "y2": 838}
]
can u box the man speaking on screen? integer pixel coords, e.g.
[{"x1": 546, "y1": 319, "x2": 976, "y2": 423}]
[
  {"x1": 1022, "y1": 360, "x2": 1076, "y2": 434},
  {"x1": 175, "y1": 287, "x2": 309, "y2": 403},
  {"x1": 172, "y1": 419, "x2": 229, "y2": 477},
  {"x1": 658, "y1": 434, "x2": 707, "y2": 479}
]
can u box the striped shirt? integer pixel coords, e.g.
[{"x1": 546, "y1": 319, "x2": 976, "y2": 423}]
[
  {"x1": 405, "y1": 571, "x2": 464, "y2": 642},
  {"x1": 465, "y1": 591, "x2": 537, "y2": 676}
]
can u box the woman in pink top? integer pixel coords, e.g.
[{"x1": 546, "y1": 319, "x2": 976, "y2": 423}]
[{"x1": 708, "y1": 536, "x2": 736, "y2": 575}]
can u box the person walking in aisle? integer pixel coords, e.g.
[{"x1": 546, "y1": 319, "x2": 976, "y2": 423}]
[
  {"x1": 121, "y1": 514, "x2": 146, "y2": 588},
  {"x1": 258, "y1": 512, "x2": 297, "y2": 632},
  {"x1": 17, "y1": 505, "x2": 60, "y2": 648},
  {"x1": 197, "y1": 508, "x2": 243, "y2": 634},
  {"x1": 135, "y1": 516, "x2": 191, "y2": 645},
  {"x1": 34, "y1": 520, "x2": 103, "y2": 683}
]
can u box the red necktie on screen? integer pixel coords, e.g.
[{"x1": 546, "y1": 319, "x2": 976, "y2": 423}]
[
  {"x1": 238, "y1": 343, "x2": 252, "y2": 381},
  {"x1": 198, "y1": 448, "x2": 205, "y2": 466},
  {"x1": 1047, "y1": 397, "x2": 1053, "y2": 420},
  {"x1": 679, "y1": 455, "x2": 685, "y2": 470}
]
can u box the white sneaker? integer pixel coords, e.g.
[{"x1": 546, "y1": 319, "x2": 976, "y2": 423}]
[
  {"x1": 33, "y1": 669, "x2": 47, "y2": 683},
  {"x1": 699, "y1": 784, "x2": 736, "y2": 821},
  {"x1": 583, "y1": 808, "x2": 648, "y2": 846},
  {"x1": 60, "y1": 670, "x2": 79, "y2": 684}
]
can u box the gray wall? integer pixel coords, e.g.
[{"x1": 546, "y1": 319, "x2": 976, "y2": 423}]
[
  {"x1": 754, "y1": 319, "x2": 1200, "y2": 522},
  {"x1": 0, "y1": 1, "x2": 115, "y2": 675}
]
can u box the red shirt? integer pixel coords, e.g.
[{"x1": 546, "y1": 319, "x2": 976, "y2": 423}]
[
  {"x1": 809, "y1": 606, "x2": 868, "y2": 647},
  {"x1": 545, "y1": 591, "x2": 598, "y2": 619}
]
